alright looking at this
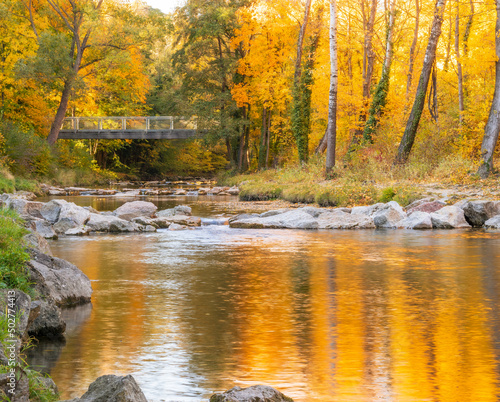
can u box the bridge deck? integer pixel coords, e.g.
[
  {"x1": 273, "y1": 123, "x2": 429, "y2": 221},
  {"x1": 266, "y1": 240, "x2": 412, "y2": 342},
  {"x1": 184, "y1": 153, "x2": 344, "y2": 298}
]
[{"x1": 59, "y1": 116, "x2": 198, "y2": 140}]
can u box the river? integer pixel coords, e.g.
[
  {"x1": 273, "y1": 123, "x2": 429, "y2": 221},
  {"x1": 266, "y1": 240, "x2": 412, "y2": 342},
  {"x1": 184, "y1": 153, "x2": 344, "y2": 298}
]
[{"x1": 28, "y1": 195, "x2": 500, "y2": 401}]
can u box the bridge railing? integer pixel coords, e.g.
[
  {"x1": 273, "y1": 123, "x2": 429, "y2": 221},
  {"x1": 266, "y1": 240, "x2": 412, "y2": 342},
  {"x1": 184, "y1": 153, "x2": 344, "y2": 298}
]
[{"x1": 61, "y1": 116, "x2": 197, "y2": 131}]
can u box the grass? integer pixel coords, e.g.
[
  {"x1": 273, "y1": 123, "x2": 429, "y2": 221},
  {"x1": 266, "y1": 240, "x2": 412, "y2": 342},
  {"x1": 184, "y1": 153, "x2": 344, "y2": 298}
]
[
  {"x1": 0, "y1": 209, "x2": 33, "y2": 295},
  {"x1": 218, "y1": 153, "x2": 485, "y2": 208}
]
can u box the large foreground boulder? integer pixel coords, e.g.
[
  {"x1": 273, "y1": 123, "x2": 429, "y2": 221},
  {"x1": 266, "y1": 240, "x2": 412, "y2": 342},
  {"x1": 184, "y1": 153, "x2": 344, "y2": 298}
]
[
  {"x1": 27, "y1": 299, "x2": 66, "y2": 339},
  {"x1": 113, "y1": 201, "x2": 157, "y2": 221},
  {"x1": 61, "y1": 375, "x2": 147, "y2": 402},
  {"x1": 210, "y1": 385, "x2": 294, "y2": 402},
  {"x1": 41, "y1": 200, "x2": 91, "y2": 234},
  {"x1": 28, "y1": 249, "x2": 92, "y2": 307}
]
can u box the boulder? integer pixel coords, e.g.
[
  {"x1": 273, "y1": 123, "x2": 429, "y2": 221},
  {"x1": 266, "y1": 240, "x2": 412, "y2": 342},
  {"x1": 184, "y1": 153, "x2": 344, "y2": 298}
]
[
  {"x1": 65, "y1": 226, "x2": 92, "y2": 236},
  {"x1": 230, "y1": 209, "x2": 318, "y2": 229},
  {"x1": 150, "y1": 218, "x2": 171, "y2": 229},
  {"x1": 317, "y1": 210, "x2": 375, "y2": 229},
  {"x1": 174, "y1": 205, "x2": 192, "y2": 216},
  {"x1": 406, "y1": 200, "x2": 446, "y2": 215},
  {"x1": 86, "y1": 213, "x2": 127, "y2": 232},
  {"x1": 0, "y1": 369, "x2": 29, "y2": 402},
  {"x1": 24, "y1": 229, "x2": 53, "y2": 256},
  {"x1": 28, "y1": 249, "x2": 92, "y2": 307},
  {"x1": 142, "y1": 225, "x2": 156, "y2": 232},
  {"x1": 27, "y1": 299, "x2": 66, "y2": 339},
  {"x1": 484, "y1": 215, "x2": 500, "y2": 229},
  {"x1": 109, "y1": 220, "x2": 142, "y2": 233},
  {"x1": 34, "y1": 220, "x2": 58, "y2": 240},
  {"x1": 0, "y1": 289, "x2": 32, "y2": 339},
  {"x1": 167, "y1": 215, "x2": 202, "y2": 227},
  {"x1": 260, "y1": 209, "x2": 290, "y2": 218},
  {"x1": 113, "y1": 201, "x2": 157, "y2": 221},
  {"x1": 461, "y1": 200, "x2": 500, "y2": 227},
  {"x1": 168, "y1": 223, "x2": 186, "y2": 230},
  {"x1": 175, "y1": 189, "x2": 187, "y2": 195},
  {"x1": 60, "y1": 374, "x2": 147, "y2": 402},
  {"x1": 298, "y1": 206, "x2": 325, "y2": 218},
  {"x1": 397, "y1": 211, "x2": 433, "y2": 229},
  {"x1": 430, "y1": 206, "x2": 471, "y2": 229},
  {"x1": 42, "y1": 200, "x2": 90, "y2": 234},
  {"x1": 372, "y1": 201, "x2": 407, "y2": 228},
  {"x1": 156, "y1": 208, "x2": 175, "y2": 218},
  {"x1": 227, "y1": 186, "x2": 240, "y2": 195},
  {"x1": 210, "y1": 385, "x2": 294, "y2": 402},
  {"x1": 351, "y1": 203, "x2": 387, "y2": 216}
]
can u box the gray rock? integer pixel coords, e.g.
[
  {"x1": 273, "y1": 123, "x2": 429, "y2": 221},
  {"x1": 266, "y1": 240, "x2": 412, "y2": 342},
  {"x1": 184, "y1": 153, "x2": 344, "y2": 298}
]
[
  {"x1": 150, "y1": 218, "x2": 171, "y2": 229},
  {"x1": 168, "y1": 223, "x2": 186, "y2": 230},
  {"x1": 86, "y1": 213, "x2": 126, "y2": 232},
  {"x1": 42, "y1": 200, "x2": 90, "y2": 234},
  {"x1": 260, "y1": 209, "x2": 290, "y2": 218},
  {"x1": 60, "y1": 374, "x2": 147, "y2": 402},
  {"x1": 372, "y1": 201, "x2": 407, "y2": 228},
  {"x1": 430, "y1": 206, "x2": 471, "y2": 229},
  {"x1": 298, "y1": 206, "x2": 325, "y2": 218},
  {"x1": 28, "y1": 249, "x2": 92, "y2": 307},
  {"x1": 24, "y1": 229, "x2": 53, "y2": 255},
  {"x1": 40, "y1": 199, "x2": 65, "y2": 223},
  {"x1": 210, "y1": 385, "x2": 294, "y2": 402},
  {"x1": 27, "y1": 298, "x2": 66, "y2": 339},
  {"x1": 317, "y1": 210, "x2": 375, "y2": 229},
  {"x1": 175, "y1": 189, "x2": 187, "y2": 195},
  {"x1": 109, "y1": 220, "x2": 142, "y2": 233},
  {"x1": 34, "y1": 220, "x2": 58, "y2": 239},
  {"x1": 484, "y1": 215, "x2": 500, "y2": 229},
  {"x1": 227, "y1": 186, "x2": 240, "y2": 195},
  {"x1": 230, "y1": 209, "x2": 318, "y2": 229},
  {"x1": 397, "y1": 211, "x2": 433, "y2": 229},
  {"x1": 174, "y1": 205, "x2": 192, "y2": 216},
  {"x1": 142, "y1": 225, "x2": 157, "y2": 232},
  {"x1": 156, "y1": 208, "x2": 175, "y2": 218},
  {"x1": 461, "y1": 200, "x2": 500, "y2": 227},
  {"x1": 0, "y1": 369, "x2": 29, "y2": 402},
  {"x1": 351, "y1": 203, "x2": 387, "y2": 216},
  {"x1": 65, "y1": 226, "x2": 92, "y2": 236},
  {"x1": 113, "y1": 201, "x2": 157, "y2": 221},
  {"x1": 131, "y1": 217, "x2": 157, "y2": 226},
  {"x1": 167, "y1": 215, "x2": 202, "y2": 226},
  {"x1": 0, "y1": 289, "x2": 31, "y2": 339}
]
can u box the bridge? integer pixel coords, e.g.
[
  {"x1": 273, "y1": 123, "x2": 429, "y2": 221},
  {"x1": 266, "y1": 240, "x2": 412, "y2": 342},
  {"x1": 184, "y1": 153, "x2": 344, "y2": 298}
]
[{"x1": 58, "y1": 116, "x2": 198, "y2": 139}]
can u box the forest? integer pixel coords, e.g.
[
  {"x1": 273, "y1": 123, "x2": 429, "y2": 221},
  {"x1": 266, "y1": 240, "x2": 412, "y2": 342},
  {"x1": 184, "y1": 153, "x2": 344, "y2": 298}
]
[{"x1": 1, "y1": 0, "x2": 500, "y2": 186}]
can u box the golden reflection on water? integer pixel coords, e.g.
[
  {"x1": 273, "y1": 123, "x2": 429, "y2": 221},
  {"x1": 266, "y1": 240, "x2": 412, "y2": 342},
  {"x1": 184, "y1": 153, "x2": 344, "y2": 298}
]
[{"x1": 34, "y1": 229, "x2": 500, "y2": 401}]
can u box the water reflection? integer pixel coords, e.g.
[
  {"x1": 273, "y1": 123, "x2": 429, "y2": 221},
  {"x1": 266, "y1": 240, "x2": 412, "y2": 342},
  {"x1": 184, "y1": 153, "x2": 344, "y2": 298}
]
[{"x1": 28, "y1": 226, "x2": 500, "y2": 401}]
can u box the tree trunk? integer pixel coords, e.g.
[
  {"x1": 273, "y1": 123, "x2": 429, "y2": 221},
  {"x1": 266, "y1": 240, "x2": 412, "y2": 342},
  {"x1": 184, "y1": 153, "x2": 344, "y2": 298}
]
[
  {"x1": 265, "y1": 109, "x2": 272, "y2": 169},
  {"x1": 315, "y1": 127, "x2": 328, "y2": 155},
  {"x1": 455, "y1": 0, "x2": 464, "y2": 126},
  {"x1": 362, "y1": 0, "x2": 396, "y2": 143},
  {"x1": 48, "y1": 76, "x2": 74, "y2": 145},
  {"x1": 406, "y1": 0, "x2": 420, "y2": 98},
  {"x1": 326, "y1": 0, "x2": 338, "y2": 176},
  {"x1": 394, "y1": 0, "x2": 447, "y2": 165},
  {"x1": 349, "y1": 0, "x2": 378, "y2": 149},
  {"x1": 478, "y1": 0, "x2": 500, "y2": 177},
  {"x1": 294, "y1": 0, "x2": 313, "y2": 83}
]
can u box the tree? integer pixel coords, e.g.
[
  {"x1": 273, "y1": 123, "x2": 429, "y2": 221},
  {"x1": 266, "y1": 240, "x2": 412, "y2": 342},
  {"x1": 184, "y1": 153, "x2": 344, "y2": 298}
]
[
  {"x1": 477, "y1": 0, "x2": 500, "y2": 177},
  {"x1": 394, "y1": 0, "x2": 447, "y2": 165},
  {"x1": 362, "y1": 0, "x2": 397, "y2": 143},
  {"x1": 325, "y1": 0, "x2": 338, "y2": 176}
]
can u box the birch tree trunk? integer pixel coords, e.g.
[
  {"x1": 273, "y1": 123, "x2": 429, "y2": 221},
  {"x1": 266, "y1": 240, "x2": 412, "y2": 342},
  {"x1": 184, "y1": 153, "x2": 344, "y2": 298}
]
[
  {"x1": 478, "y1": 0, "x2": 500, "y2": 177},
  {"x1": 406, "y1": 0, "x2": 420, "y2": 98},
  {"x1": 455, "y1": 0, "x2": 464, "y2": 126},
  {"x1": 394, "y1": 0, "x2": 447, "y2": 165},
  {"x1": 326, "y1": 0, "x2": 338, "y2": 176}
]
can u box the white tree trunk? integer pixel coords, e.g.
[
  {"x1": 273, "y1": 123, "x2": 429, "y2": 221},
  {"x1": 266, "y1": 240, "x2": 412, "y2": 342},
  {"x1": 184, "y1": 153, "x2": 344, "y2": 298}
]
[{"x1": 326, "y1": 0, "x2": 338, "y2": 175}]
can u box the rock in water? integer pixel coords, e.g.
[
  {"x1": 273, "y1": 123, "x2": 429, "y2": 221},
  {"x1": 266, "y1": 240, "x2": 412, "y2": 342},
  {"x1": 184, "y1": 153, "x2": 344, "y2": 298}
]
[
  {"x1": 461, "y1": 200, "x2": 500, "y2": 227},
  {"x1": 430, "y1": 206, "x2": 471, "y2": 229},
  {"x1": 60, "y1": 375, "x2": 147, "y2": 402},
  {"x1": 28, "y1": 249, "x2": 92, "y2": 307},
  {"x1": 113, "y1": 201, "x2": 158, "y2": 221},
  {"x1": 317, "y1": 210, "x2": 375, "y2": 229},
  {"x1": 396, "y1": 211, "x2": 433, "y2": 229},
  {"x1": 210, "y1": 385, "x2": 294, "y2": 402}
]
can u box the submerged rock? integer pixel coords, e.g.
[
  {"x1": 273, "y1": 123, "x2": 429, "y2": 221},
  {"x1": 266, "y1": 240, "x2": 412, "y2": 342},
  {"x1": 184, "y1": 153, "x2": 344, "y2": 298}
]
[
  {"x1": 60, "y1": 375, "x2": 147, "y2": 402},
  {"x1": 210, "y1": 385, "x2": 294, "y2": 402}
]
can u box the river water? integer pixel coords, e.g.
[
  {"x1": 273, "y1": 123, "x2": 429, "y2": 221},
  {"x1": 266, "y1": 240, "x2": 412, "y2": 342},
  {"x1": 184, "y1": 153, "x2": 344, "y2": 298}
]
[{"x1": 28, "y1": 196, "x2": 500, "y2": 401}]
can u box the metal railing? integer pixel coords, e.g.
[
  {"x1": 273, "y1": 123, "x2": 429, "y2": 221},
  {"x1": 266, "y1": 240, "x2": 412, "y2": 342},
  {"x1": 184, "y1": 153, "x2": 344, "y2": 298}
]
[{"x1": 61, "y1": 116, "x2": 197, "y2": 131}]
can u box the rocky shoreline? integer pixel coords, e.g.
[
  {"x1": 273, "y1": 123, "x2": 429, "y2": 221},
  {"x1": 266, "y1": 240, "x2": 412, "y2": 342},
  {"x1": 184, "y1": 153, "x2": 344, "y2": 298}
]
[{"x1": 229, "y1": 198, "x2": 500, "y2": 230}]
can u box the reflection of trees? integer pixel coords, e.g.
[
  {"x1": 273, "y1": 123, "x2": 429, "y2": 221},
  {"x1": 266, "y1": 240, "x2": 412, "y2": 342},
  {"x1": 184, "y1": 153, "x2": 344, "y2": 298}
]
[{"x1": 42, "y1": 230, "x2": 500, "y2": 401}]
